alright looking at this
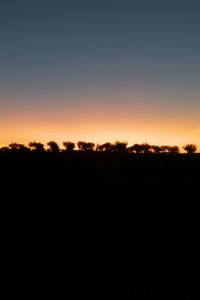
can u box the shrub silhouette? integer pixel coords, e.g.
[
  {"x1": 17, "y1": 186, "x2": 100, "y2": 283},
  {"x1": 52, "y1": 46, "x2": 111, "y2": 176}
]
[
  {"x1": 77, "y1": 141, "x2": 95, "y2": 152},
  {"x1": 183, "y1": 144, "x2": 197, "y2": 154},
  {"x1": 63, "y1": 141, "x2": 75, "y2": 152},
  {"x1": 28, "y1": 142, "x2": 45, "y2": 152},
  {"x1": 47, "y1": 141, "x2": 60, "y2": 152}
]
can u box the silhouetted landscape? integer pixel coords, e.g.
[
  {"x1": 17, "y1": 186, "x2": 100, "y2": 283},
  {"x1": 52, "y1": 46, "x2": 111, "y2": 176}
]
[
  {"x1": 1, "y1": 140, "x2": 199, "y2": 298},
  {"x1": 2, "y1": 0, "x2": 200, "y2": 297}
]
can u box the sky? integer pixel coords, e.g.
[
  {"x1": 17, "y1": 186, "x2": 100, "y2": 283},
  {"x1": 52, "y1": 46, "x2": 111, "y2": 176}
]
[{"x1": 0, "y1": 0, "x2": 200, "y2": 149}]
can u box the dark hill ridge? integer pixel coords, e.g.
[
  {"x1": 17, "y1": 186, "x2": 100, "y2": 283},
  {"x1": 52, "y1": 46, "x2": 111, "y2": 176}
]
[{"x1": 0, "y1": 152, "x2": 199, "y2": 298}]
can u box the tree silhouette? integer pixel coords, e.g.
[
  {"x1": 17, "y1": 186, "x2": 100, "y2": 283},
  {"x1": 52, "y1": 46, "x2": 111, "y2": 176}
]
[
  {"x1": 63, "y1": 141, "x2": 75, "y2": 152},
  {"x1": 77, "y1": 141, "x2": 95, "y2": 152},
  {"x1": 152, "y1": 145, "x2": 162, "y2": 154},
  {"x1": 141, "y1": 143, "x2": 152, "y2": 154},
  {"x1": 127, "y1": 145, "x2": 135, "y2": 153},
  {"x1": 131, "y1": 144, "x2": 145, "y2": 154},
  {"x1": 96, "y1": 142, "x2": 113, "y2": 152},
  {"x1": 169, "y1": 146, "x2": 179, "y2": 154},
  {"x1": 0, "y1": 140, "x2": 199, "y2": 155},
  {"x1": 9, "y1": 143, "x2": 29, "y2": 152},
  {"x1": 133, "y1": 144, "x2": 143, "y2": 154},
  {"x1": 113, "y1": 141, "x2": 128, "y2": 152},
  {"x1": 47, "y1": 141, "x2": 60, "y2": 152},
  {"x1": 158, "y1": 146, "x2": 180, "y2": 154},
  {"x1": 128, "y1": 143, "x2": 152, "y2": 154},
  {"x1": 0, "y1": 147, "x2": 9, "y2": 152},
  {"x1": 160, "y1": 145, "x2": 175, "y2": 153},
  {"x1": 183, "y1": 144, "x2": 197, "y2": 154},
  {"x1": 95, "y1": 143, "x2": 101, "y2": 151},
  {"x1": 28, "y1": 142, "x2": 45, "y2": 152}
]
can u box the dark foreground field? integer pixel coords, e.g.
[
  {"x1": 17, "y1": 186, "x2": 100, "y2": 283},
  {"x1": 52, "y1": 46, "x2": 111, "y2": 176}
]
[{"x1": 0, "y1": 152, "x2": 199, "y2": 298}]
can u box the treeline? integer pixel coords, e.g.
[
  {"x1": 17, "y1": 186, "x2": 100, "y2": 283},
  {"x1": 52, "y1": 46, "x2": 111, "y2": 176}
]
[{"x1": 0, "y1": 141, "x2": 198, "y2": 154}]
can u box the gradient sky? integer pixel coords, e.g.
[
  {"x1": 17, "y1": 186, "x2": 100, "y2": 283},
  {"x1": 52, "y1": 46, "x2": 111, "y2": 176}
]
[{"x1": 1, "y1": 0, "x2": 200, "y2": 148}]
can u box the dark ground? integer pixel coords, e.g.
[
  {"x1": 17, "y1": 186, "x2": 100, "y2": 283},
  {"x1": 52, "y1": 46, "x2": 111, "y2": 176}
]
[{"x1": 0, "y1": 152, "x2": 199, "y2": 298}]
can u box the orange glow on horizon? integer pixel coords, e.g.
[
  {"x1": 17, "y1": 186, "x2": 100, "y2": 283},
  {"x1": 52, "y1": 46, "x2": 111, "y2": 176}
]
[
  {"x1": 0, "y1": 116, "x2": 200, "y2": 151},
  {"x1": 1, "y1": 91, "x2": 200, "y2": 150}
]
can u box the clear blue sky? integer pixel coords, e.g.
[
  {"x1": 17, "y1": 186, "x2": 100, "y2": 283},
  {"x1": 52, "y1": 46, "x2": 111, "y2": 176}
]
[{"x1": 0, "y1": 0, "x2": 200, "y2": 147}]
